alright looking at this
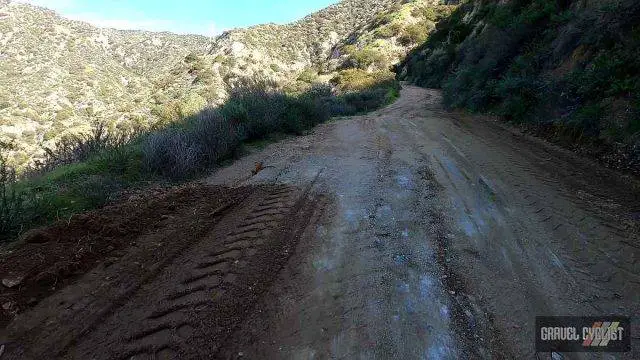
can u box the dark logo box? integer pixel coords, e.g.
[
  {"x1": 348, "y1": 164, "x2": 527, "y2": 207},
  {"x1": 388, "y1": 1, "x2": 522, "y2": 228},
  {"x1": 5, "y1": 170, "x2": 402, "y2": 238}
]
[{"x1": 536, "y1": 316, "x2": 631, "y2": 353}]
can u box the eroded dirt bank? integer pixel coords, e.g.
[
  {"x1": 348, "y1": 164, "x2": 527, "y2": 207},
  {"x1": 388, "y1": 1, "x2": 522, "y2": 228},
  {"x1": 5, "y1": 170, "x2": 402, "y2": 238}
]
[{"x1": 1, "y1": 86, "x2": 638, "y2": 359}]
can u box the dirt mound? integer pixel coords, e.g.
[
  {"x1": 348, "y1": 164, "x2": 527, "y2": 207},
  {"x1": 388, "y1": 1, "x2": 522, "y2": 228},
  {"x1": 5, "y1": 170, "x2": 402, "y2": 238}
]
[
  {"x1": 0, "y1": 183, "x2": 325, "y2": 359},
  {"x1": 0, "y1": 184, "x2": 245, "y2": 325}
]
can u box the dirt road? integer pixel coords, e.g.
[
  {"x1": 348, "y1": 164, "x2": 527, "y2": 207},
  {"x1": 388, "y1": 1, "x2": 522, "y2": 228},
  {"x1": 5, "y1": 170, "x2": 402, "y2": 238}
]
[{"x1": 1, "y1": 85, "x2": 638, "y2": 359}]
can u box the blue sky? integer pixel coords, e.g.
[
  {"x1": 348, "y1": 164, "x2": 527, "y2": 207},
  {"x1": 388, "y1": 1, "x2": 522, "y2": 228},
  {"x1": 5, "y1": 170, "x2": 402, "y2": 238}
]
[{"x1": 18, "y1": 0, "x2": 339, "y2": 36}]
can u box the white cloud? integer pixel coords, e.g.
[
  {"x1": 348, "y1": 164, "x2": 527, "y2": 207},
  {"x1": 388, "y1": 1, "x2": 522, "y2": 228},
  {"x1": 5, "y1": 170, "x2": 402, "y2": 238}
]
[
  {"x1": 15, "y1": 0, "x2": 76, "y2": 10},
  {"x1": 67, "y1": 12, "x2": 176, "y2": 33},
  {"x1": 15, "y1": 0, "x2": 219, "y2": 36}
]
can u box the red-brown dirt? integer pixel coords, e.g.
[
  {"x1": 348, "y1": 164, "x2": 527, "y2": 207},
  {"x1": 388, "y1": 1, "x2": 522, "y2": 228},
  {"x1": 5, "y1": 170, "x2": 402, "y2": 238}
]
[{"x1": 0, "y1": 183, "x2": 326, "y2": 359}]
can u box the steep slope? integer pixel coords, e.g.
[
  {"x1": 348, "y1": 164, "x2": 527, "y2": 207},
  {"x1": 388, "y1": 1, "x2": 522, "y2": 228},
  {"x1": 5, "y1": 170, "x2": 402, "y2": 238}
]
[
  {"x1": 326, "y1": 0, "x2": 454, "y2": 72},
  {"x1": 208, "y1": 0, "x2": 398, "y2": 78},
  {"x1": 201, "y1": 0, "x2": 456, "y2": 94},
  {"x1": 0, "y1": 0, "x2": 211, "y2": 167},
  {"x1": 398, "y1": 0, "x2": 640, "y2": 174},
  {"x1": 169, "y1": 0, "x2": 410, "y2": 94}
]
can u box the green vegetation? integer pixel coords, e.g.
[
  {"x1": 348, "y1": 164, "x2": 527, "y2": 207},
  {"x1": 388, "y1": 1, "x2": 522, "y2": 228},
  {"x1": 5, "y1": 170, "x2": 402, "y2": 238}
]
[
  {"x1": 0, "y1": 134, "x2": 141, "y2": 242},
  {"x1": 398, "y1": 21, "x2": 433, "y2": 46},
  {"x1": 331, "y1": 69, "x2": 396, "y2": 92},
  {"x1": 0, "y1": 0, "x2": 469, "y2": 241},
  {"x1": 1, "y1": 0, "x2": 407, "y2": 168},
  {"x1": 0, "y1": 76, "x2": 399, "y2": 242},
  {"x1": 328, "y1": 69, "x2": 400, "y2": 115},
  {"x1": 297, "y1": 68, "x2": 318, "y2": 83},
  {"x1": 330, "y1": 1, "x2": 455, "y2": 77},
  {"x1": 399, "y1": 0, "x2": 640, "y2": 173},
  {"x1": 0, "y1": 1, "x2": 216, "y2": 169},
  {"x1": 345, "y1": 45, "x2": 389, "y2": 70},
  {"x1": 1, "y1": 148, "x2": 29, "y2": 238}
]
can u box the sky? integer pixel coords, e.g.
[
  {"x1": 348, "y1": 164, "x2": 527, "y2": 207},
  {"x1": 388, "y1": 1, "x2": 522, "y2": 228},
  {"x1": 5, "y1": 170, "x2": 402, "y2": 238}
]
[{"x1": 17, "y1": 0, "x2": 340, "y2": 36}]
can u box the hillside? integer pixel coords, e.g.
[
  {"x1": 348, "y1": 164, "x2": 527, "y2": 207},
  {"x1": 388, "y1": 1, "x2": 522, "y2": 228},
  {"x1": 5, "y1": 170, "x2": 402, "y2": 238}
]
[
  {"x1": 398, "y1": 0, "x2": 640, "y2": 174},
  {"x1": 0, "y1": 0, "x2": 458, "y2": 242},
  {"x1": 0, "y1": 0, "x2": 212, "y2": 168},
  {"x1": 326, "y1": 0, "x2": 453, "y2": 73},
  {"x1": 0, "y1": 0, "x2": 450, "y2": 170}
]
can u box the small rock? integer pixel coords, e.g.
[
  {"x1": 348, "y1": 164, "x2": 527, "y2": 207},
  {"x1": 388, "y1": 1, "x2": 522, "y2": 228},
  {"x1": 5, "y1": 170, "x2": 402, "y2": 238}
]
[
  {"x1": 2, "y1": 276, "x2": 24, "y2": 288},
  {"x1": 2, "y1": 301, "x2": 14, "y2": 311}
]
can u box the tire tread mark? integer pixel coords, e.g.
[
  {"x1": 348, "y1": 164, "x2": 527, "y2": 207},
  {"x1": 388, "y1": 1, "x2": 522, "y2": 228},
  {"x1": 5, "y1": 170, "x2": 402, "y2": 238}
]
[
  {"x1": 166, "y1": 285, "x2": 208, "y2": 301},
  {"x1": 182, "y1": 271, "x2": 224, "y2": 285},
  {"x1": 127, "y1": 323, "x2": 184, "y2": 342},
  {"x1": 148, "y1": 300, "x2": 211, "y2": 320}
]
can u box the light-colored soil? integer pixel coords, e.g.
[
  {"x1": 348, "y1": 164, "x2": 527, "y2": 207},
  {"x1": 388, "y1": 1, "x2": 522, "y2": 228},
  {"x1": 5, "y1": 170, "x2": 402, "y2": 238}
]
[
  {"x1": 210, "y1": 85, "x2": 640, "y2": 359},
  {"x1": 1, "y1": 85, "x2": 638, "y2": 359}
]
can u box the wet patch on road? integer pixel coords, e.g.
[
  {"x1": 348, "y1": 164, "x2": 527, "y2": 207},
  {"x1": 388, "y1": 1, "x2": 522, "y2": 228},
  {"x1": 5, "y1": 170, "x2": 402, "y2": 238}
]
[{"x1": 416, "y1": 163, "x2": 512, "y2": 359}]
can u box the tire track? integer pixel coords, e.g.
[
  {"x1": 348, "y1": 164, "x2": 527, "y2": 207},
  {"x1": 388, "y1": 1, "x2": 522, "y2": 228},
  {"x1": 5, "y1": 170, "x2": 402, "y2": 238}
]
[
  {"x1": 59, "y1": 183, "x2": 322, "y2": 360},
  {"x1": 392, "y1": 87, "x2": 639, "y2": 356},
  {"x1": 438, "y1": 119, "x2": 640, "y2": 292}
]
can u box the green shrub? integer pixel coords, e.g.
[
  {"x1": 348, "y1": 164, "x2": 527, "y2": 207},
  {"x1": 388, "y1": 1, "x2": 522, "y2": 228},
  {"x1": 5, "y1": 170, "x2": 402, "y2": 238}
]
[
  {"x1": 342, "y1": 87, "x2": 395, "y2": 113},
  {"x1": 297, "y1": 68, "x2": 318, "y2": 83},
  {"x1": 178, "y1": 93, "x2": 207, "y2": 118},
  {"x1": 194, "y1": 68, "x2": 216, "y2": 85},
  {"x1": 184, "y1": 53, "x2": 199, "y2": 63},
  {"x1": 331, "y1": 69, "x2": 396, "y2": 92},
  {"x1": 0, "y1": 153, "x2": 30, "y2": 241},
  {"x1": 349, "y1": 46, "x2": 388, "y2": 70},
  {"x1": 332, "y1": 70, "x2": 400, "y2": 114},
  {"x1": 142, "y1": 81, "x2": 330, "y2": 180},
  {"x1": 486, "y1": 4, "x2": 513, "y2": 29},
  {"x1": 398, "y1": 22, "x2": 431, "y2": 46},
  {"x1": 43, "y1": 130, "x2": 58, "y2": 142},
  {"x1": 565, "y1": 103, "x2": 605, "y2": 139},
  {"x1": 493, "y1": 74, "x2": 545, "y2": 120},
  {"x1": 373, "y1": 12, "x2": 394, "y2": 26},
  {"x1": 374, "y1": 24, "x2": 398, "y2": 39},
  {"x1": 152, "y1": 101, "x2": 182, "y2": 124},
  {"x1": 398, "y1": 3, "x2": 474, "y2": 86},
  {"x1": 281, "y1": 96, "x2": 329, "y2": 134},
  {"x1": 5, "y1": 75, "x2": 401, "y2": 242},
  {"x1": 55, "y1": 108, "x2": 74, "y2": 121}
]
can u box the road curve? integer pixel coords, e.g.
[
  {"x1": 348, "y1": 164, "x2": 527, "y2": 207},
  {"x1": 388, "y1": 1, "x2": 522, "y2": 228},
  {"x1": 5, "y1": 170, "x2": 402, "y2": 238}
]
[
  {"x1": 209, "y1": 85, "x2": 640, "y2": 359},
  {"x1": 3, "y1": 85, "x2": 638, "y2": 359}
]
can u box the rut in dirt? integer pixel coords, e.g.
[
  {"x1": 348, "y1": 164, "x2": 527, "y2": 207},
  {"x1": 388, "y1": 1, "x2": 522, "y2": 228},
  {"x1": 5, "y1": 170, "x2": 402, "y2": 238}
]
[{"x1": 0, "y1": 182, "x2": 326, "y2": 359}]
